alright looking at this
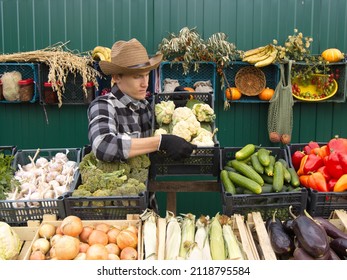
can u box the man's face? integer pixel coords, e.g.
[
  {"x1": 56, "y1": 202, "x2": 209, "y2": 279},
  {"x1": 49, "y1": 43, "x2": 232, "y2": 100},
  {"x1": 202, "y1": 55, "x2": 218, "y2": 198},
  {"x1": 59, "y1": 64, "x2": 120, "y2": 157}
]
[{"x1": 113, "y1": 71, "x2": 150, "y2": 100}]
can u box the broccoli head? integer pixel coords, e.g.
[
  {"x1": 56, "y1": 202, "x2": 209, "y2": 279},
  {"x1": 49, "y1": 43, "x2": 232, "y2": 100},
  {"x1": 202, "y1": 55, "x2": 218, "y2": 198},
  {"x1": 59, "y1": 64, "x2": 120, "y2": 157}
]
[
  {"x1": 127, "y1": 154, "x2": 151, "y2": 169},
  {"x1": 71, "y1": 187, "x2": 92, "y2": 197},
  {"x1": 79, "y1": 152, "x2": 98, "y2": 172},
  {"x1": 129, "y1": 168, "x2": 149, "y2": 183},
  {"x1": 92, "y1": 189, "x2": 112, "y2": 207}
]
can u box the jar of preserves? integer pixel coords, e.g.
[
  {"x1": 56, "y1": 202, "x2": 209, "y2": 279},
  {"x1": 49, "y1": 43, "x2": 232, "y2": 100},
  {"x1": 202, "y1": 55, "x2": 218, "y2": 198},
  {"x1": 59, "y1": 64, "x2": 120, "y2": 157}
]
[
  {"x1": 43, "y1": 82, "x2": 58, "y2": 104},
  {"x1": 84, "y1": 82, "x2": 95, "y2": 104},
  {"x1": 18, "y1": 78, "x2": 34, "y2": 102}
]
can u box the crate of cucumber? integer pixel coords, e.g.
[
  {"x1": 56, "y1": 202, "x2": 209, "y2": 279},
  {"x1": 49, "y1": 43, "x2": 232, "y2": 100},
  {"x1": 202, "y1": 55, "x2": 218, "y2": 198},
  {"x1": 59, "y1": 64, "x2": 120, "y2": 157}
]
[{"x1": 219, "y1": 144, "x2": 308, "y2": 220}]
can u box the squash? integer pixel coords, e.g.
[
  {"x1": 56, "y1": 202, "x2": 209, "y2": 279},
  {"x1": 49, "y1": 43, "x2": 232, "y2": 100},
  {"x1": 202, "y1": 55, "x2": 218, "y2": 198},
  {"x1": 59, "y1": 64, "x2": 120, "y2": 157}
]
[
  {"x1": 225, "y1": 87, "x2": 241, "y2": 100},
  {"x1": 321, "y1": 48, "x2": 344, "y2": 63},
  {"x1": 258, "y1": 87, "x2": 275, "y2": 101}
]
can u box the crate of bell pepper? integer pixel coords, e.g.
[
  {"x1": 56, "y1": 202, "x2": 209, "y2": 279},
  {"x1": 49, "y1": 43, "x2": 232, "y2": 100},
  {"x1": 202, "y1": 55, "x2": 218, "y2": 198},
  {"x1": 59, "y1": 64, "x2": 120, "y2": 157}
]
[
  {"x1": 286, "y1": 136, "x2": 347, "y2": 218},
  {"x1": 220, "y1": 145, "x2": 308, "y2": 220}
]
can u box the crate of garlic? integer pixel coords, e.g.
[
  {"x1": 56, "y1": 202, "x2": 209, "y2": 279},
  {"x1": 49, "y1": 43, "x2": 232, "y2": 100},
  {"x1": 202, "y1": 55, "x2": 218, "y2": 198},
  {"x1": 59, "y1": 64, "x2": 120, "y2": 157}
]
[{"x1": 0, "y1": 148, "x2": 81, "y2": 226}]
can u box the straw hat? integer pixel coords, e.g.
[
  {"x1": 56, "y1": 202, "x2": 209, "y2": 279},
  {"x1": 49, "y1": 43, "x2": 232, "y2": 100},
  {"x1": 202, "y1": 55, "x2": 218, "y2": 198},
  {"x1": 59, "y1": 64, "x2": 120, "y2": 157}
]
[{"x1": 99, "y1": 38, "x2": 163, "y2": 75}]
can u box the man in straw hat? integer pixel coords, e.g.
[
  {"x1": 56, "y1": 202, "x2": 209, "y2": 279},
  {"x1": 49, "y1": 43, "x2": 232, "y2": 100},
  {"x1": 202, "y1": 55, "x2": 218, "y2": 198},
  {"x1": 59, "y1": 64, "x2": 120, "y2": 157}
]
[{"x1": 88, "y1": 38, "x2": 196, "y2": 163}]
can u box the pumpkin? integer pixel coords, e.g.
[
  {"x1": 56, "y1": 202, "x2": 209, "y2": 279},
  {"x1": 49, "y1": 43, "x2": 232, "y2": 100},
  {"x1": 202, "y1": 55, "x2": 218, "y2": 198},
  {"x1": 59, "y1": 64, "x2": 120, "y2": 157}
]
[
  {"x1": 321, "y1": 48, "x2": 344, "y2": 63},
  {"x1": 258, "y1": 87, "x2": 275, "y2": 101},
  {"x1": 225, "y1": 87, "x2": 242, "y2": 100}
]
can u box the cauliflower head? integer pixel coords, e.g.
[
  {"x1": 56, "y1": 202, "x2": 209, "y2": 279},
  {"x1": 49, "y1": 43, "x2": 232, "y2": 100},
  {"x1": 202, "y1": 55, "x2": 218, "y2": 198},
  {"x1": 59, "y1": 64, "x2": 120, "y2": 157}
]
[
  {"x1": 192, "y1": 103, "x2": 216, "y2": 122},
  {"x1": 171, "y1": 117, "x2": 201, "y2": 142},
  {"x1": 155, "y1": 100, "x2": 175, "y2": 125},
  {"x1": 154, "y1": 128, "x2": 168, "y2": 136},
  {"x1": 172, "y1": 107, "x2": 195, "y2": 125},
  {"x1": 191, "y1": 127, "x2": 215, "y2": 147}
]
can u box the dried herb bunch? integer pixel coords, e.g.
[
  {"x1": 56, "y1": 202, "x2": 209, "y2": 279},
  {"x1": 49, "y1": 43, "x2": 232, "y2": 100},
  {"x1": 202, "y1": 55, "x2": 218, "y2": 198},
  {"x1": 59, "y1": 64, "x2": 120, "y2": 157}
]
[
  {"x1": 158, "y1": 27, "x2": 239, "y2": 75},
  {"x1": 0, "y1": 42, "x2": 101, "y2": 107}
]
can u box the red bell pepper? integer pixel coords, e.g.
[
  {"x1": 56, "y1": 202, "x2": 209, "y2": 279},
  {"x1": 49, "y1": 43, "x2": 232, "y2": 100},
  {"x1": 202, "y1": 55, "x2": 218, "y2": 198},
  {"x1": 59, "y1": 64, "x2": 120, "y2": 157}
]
[
  {"x1": 303, "y1": 141, "x2": 320, "y2": 155},
  {"x1": 327, "y1": 178, "x2": 338, "y2": 192},
  {"x1": 325, "y1": 152, "x2": 345, "y2": 180},
  {"x1": 297, "y1": 154, "x2": 308, "y2": 176},
  {"x1": 299, "y1": 175, "x2": 310, "y2": 188},
  {"x1": 303, "y1": 154, "x2": 324, "y2": 174},
  {"x1": 307, "y1": 172, "x2": 328, "y2": 192},
  {"x1": 328, "y1": 135, "x2": 347, "y2": 154},
  {"x1": 317, "y1": 165, "x2": 331, "y2": 182},
  {"x1": 291, "y1": 150, "x2": 305, "y2": 171},
  {"x1": 337, "y1": 152, "x2": 347, "y2": 174}
]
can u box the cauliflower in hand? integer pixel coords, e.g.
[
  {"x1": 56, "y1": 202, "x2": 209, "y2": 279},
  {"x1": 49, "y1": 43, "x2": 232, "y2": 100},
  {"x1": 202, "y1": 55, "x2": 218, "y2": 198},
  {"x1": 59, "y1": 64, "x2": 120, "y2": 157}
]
[
  {"x1": 155, "y1": 100, "x2": 175, "y2": 125},
  {"x1": 192, "y1": 103, "x2": 216, "y2": 122},
  {"x1": 154, "y1": 128, "x2": 168, "y2": 136},
  {"x1": 172, "y1": 107, "x2": 195, "y2": 124},
  {"x1": 191, "y1": 127, "x2": 215, "y2": 147}
]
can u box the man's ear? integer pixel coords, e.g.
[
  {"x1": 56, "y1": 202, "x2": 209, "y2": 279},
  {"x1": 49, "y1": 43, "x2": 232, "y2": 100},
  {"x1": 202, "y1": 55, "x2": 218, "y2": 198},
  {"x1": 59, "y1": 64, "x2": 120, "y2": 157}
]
[{"x1": 112, "y1": 74, "x2": 121, "y2": 83}]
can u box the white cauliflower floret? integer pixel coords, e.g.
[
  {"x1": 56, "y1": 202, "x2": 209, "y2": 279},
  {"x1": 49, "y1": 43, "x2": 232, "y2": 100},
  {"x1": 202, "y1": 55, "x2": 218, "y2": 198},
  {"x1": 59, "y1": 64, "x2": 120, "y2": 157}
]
[
  {"x1": 172, "y1": 107, "x2": 196, "y2": 124},
  {"x1": 192, "y1": 103, "x2": 216, "y2": 122},
  {"x1": 154, "y1": 128, "x2": 168, "y2": 136},
  {"x1": 155, "y1": 100, "x2": 176, "y2": 125},
  {"x1": 171, "y1": 120, "x2": 193, "y2": 142},
  {"x1": 191, "y1": 127, "x2": 215, "y2": 147}
]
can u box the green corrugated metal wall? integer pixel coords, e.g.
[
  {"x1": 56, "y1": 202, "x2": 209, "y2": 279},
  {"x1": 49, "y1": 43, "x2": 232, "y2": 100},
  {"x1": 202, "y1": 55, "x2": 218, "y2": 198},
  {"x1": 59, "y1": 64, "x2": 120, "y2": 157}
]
[{"x1": 1, "y1": 0, "x2": 347, "y2": 216}]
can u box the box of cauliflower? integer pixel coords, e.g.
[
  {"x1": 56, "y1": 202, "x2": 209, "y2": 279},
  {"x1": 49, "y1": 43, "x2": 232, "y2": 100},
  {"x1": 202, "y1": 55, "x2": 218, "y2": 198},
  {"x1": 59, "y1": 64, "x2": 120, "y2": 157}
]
[{"x1": 151, "y1": 92, "x2": 220, "y2": 179}]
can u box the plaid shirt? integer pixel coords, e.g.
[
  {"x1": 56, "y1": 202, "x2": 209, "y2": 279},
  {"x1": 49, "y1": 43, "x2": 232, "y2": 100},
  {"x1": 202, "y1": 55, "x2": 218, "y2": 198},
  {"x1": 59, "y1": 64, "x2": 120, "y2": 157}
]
[{"x1": 87, "y1": 86, "x2": 153, "y2": 162}]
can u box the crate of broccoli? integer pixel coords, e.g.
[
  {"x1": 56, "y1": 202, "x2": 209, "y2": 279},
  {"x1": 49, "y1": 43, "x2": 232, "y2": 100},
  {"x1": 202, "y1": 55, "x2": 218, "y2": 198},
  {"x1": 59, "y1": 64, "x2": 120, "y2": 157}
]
[{"x1": 64, "y1": 145, "x2": 149, "y2": 220}]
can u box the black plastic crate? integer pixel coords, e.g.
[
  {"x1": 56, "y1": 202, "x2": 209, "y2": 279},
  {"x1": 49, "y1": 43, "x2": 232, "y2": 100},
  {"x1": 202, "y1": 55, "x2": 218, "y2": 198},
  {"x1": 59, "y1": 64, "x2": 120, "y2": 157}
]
[
  {"x1": 0, "y1": 62, "x2": 39, "y2": 103},
  {"x1": 0, "y1": 145, "x2": 17, "y2": 156},
  {"x1": 159, "y1": 61, "x2": 217, "y2": 93},
  {"x1": 154, "y1": 91, "x2": 214, "y2": 109},
  {"x1": 39, "y1": 63, "x2": 95, "y2": 105},
  {"x1": 291, "y1": 61, "x2": 347, "y2": 103},
  {"x1": 222, "y1": 61, "x2": 280, "y2": 103},
  {"x1": 220, "y1": 147, "x2": 307, "y2": 220},
  {"x1": 0, "y1": 148, "x2": 81, "y2": 225},
  {"x1": 64, "y1": 145, "x2": 149, "y2": 220},
  {"x1": 307, "y1": 189, "x2": 347, "y2": 218}
]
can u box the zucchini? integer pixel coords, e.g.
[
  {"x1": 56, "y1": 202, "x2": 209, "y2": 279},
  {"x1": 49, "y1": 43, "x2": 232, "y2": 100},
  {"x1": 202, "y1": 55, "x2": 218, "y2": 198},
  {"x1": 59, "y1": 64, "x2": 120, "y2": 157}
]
[
  {"x1": 287, "y1": 167, "x2": 300, "y2": 187},
  {"x1": 230, "y1": 159, "x2": 264, "y2": 186},
  {"x1": 251, "y1": 153, "x2": 264, "y2": 174},
  {"x1": 273, "y1": 161, "x2": 284, "y2": 192},
  {"x1": 228, "y1": 171, "x2": 262, "y2": 194},
  {"x1": 220, "y1": 170, "x2": 236, "y2": 194},
  {"x1": 257, "y1": 148, "x2": 271, "y2": 166},
  {"x1": 264, "y1": 155, "x2": 276, "y2": 176},
  {"x1": 279, "y1": 161, "x2": 292, "y2": 183},
  {"x1": 235, "y1": 144, "x2": 256, "y2": 161}
]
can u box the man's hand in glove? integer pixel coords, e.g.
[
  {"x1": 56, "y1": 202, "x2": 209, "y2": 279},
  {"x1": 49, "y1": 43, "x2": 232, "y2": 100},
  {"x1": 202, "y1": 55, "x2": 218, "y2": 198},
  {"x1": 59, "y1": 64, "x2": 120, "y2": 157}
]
[{"x1": 159, "y1": 134, "x2": 197, "y2": 160}]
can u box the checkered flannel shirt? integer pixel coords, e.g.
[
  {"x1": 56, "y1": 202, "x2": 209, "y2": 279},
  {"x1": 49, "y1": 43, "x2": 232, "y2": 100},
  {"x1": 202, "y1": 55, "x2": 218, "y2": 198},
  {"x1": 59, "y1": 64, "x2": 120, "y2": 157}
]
[{"x1": 87, "y1": 86, "x2": 153, "y2": 162}]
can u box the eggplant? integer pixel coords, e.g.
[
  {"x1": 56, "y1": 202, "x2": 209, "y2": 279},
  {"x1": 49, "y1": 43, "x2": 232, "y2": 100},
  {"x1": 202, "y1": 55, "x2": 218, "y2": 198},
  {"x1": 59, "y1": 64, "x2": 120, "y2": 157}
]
[
  {"x1": 265, "y1": 215, "x2": 281, "y2": 232},
  {"x1": 282, "y1": 219, "x2": 295, "y2": 236},
  {"x1": 289, "y1": 206, "x2": 330, "y2": 258},
  {"x1": 268, "y1": 211, "x2": 294, "y2": 255},
  {"x1": 314, "y1": 216, "x2": 347, "y2": 239},
  {"x1": 329, "y1": 237, "x2": 347, "y2": 259},
  {"x1": 329, "y1": 248, "x2": 341, "y2": 260},
  {"x1": 293, "y1": 247, "x2": 331, "y2": 260}
]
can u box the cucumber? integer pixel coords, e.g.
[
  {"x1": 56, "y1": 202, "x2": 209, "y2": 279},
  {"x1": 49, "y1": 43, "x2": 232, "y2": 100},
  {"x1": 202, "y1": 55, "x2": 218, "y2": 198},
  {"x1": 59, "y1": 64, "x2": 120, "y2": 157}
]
[
  {"x1": 279, "y1": 161, "x2": 292, "y2": 183},
  {"x1": 251, "y1": 153, "x2": 264, "y2": 174},
  {"x1": 220, "y1": 170, "x2": 236, "y2": 194},
  {"x1": 260, "y1": 173, "x2": 274, "y2": 184},
  {"x1": 277, "y1": 158, "x2": 289, "y2": 169},
  {"x1": 243, "y1": 184, "x2": 272, "y2": 194},
  {"x1": 257, "y1": 148, "x2": 271, "y2": 166},
  {"x1": 228, "y1": 171, "x2": 262, "y2": 194},
  {"x1": 235, "y1": 144, "x2": 256, "y2": 161},
  {"x1": 223, "y1": 166, "x2": 236, "y2": 172},
  {"x1": 287, "y1": 167, "x2": 300, "y2": 187},
  {"x1": 273, "y1": 161, "x2": 284, "y2": 192},
  {"x1": 230, "y1": 159, "x2": 264, "y2": 186},
  {"x1": 264, "y1": 155, "x2": 276, "y2": 176}
]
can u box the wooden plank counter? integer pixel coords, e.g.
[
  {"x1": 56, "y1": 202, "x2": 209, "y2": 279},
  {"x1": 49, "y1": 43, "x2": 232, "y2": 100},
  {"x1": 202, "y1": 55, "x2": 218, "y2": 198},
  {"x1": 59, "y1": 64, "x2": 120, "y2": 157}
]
[{"x1": 148, "y1": 180, "x2": 220, "y2": 215}]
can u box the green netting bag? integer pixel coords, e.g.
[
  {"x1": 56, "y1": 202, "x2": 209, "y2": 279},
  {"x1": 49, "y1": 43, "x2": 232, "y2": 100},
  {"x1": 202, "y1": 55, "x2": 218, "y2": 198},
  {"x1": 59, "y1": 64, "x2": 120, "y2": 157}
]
[{"x1": 267, "y1": 61, "x2": 294, "y2": 144}]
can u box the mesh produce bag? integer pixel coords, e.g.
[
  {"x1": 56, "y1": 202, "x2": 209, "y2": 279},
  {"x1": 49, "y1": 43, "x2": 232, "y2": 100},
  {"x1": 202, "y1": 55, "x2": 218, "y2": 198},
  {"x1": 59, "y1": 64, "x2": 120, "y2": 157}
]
[{"x1": 267, "y1": 61, "x2": 294, "y2": 144}]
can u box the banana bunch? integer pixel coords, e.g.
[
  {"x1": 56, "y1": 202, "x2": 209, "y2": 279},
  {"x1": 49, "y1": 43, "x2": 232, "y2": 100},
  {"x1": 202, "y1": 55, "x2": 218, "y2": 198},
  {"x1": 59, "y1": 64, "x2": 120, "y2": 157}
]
[
  {"x1": 92, "y1": 46, "x2": 111, "y2": 62},
  {"x1": 242, "y1": 44, "x2": 278, "y2": 67}
]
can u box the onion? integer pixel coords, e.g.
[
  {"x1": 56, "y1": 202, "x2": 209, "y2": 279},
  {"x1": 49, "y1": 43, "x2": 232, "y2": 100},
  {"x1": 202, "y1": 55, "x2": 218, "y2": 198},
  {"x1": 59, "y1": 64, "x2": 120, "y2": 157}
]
[
  {"x1": 86, "y1": 244, "x2": 109, "y2": 260},
  {"x1": 105, "y1": 243, "x2": 120, "y2": 256},
  {"x1": 120, "y1": 247, "x2": 138, "y2": 260},
  {"x1": 39, "y1": 223, "x2": 56, "y2": 239},
  {"x1": 50, "y1": 234, "x2": 63, "y2": 247},
  {"x1": 88, "y1": 230, "x2": 108, "y2": 246},
  {"x1": 116, "y1": 229, "x2": 138, "y2": 250},
  {"x1": 79, "y1": 225, "x2": 94, "y2": 243},
  {"x1": 108, "y1": 253, "x2": 120, "y2": 260},
  {"x1": 126, "y1": 225, "x2": 139, "y2": 235},
  {"x1": 54, "y1": 235, "x2": 80, "y2": 260},
  {"x1": 95, "y1": 223, "x2": 111, "y2": 233},
  {"x1": 60, "y1": 215, "x2": 83, "y2": 237},
  {"x1": 30, "y1": 250, "x2": 46, "y2": 260},
  {"x1": 79, "y1": 242, "x2": 90, "y2": 253},
  {"x1": 32, "y1": 238, "x2": 50, "y2": 254},
  {"x1": 74, "y1": 252, "x2": 87, "y2": 260},
  {"x1": 107, "y1": 227, "x2": 121, "y2": 244}
]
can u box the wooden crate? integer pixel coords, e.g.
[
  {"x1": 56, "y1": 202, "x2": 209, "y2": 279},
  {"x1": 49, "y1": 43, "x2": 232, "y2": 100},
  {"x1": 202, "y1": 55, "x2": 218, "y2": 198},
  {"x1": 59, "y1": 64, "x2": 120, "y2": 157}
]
[
  {"x1": 246, "y1": 212, "x2": 277, "y2": 260},
  {"x1": 22, "y1": 214, "x2": 142, "y2": 260},
  {"x1": 13, "y1": 220, "x2": 40, "y2": 260},
  {"x1": 328, "y1": 209, "x2": 347, "y2": 233}
]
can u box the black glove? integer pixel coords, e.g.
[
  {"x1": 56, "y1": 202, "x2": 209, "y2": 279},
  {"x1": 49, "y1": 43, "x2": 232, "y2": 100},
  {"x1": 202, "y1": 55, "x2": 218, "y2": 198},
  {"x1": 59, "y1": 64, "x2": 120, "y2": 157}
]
[{"x1": 159, "y1": 134, "x2": 197, "y2": 160}]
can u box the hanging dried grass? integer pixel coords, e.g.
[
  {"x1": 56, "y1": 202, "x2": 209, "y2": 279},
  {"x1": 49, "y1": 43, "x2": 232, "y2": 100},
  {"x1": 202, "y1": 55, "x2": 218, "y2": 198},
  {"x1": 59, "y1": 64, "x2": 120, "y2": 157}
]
[{"x1": 0, "y1": 42, "x2": 101, "y2": 107}]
